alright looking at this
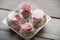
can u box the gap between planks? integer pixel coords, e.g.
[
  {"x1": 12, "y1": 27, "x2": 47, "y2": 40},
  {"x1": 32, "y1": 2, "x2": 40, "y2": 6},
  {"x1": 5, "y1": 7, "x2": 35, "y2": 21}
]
[{"x1": 0, "y1": 8, "x2": 60, "y2": 19}]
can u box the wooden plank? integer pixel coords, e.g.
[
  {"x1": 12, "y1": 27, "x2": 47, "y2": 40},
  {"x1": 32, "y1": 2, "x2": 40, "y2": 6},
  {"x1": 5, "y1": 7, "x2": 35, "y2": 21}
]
[
  {"x1": 36, "y1": 18, "x2": 60, "y2": 39},
  {"x1": 0, "y1": 0, "x2": 26, "y2": 10},
  {"x1": 0, "y1": 10, "x2": 11, "y2": 31},
  {"x1": 0, "y1": 30, "x2": 58, "y2": 40},
  {"x1": 0, "y1": 30, "x2": 52, "y2": 40},
  {"x1": 36, "y1": 31, "x2": 59, "y2": 39},
  {"x1": 0, "y1": 0, "x2": 60, "y2": 17},
  {"x1": 32, "y1": 37, "x2": 50, "y2": 40},
  {"x1": 31, "y1": 0, "x2": 60, "y2": 17},
  {"x1": 42, "y1": 18, "x2": 60, "y2": 36},
  {"x1": 0, "y1": 30, "x2": 24, "y2": 40}
]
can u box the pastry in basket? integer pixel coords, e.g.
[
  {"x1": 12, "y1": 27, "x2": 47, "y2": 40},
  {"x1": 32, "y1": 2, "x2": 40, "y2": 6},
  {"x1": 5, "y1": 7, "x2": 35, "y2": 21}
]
[
  {"x1": 32, "y1": 9, "x2": 46, "y2": 28},
  {"x1": 19, "y1": 22, "x2": 35, "y2": 37},
  {"x1": 7, "y1": 12, "x2": 23, "y2": 31}
]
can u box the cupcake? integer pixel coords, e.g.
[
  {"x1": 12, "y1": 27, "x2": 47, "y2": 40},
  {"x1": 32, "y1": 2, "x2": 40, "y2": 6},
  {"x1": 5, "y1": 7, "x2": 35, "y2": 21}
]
[
  {"x1": 7, "y1": 12, "x2": 23, "y2": 31},
  {"x1": 21, "y1": 4, "x2": 32, "y2": 18},
  {"x1": 19, "y1": 22, "x2": 35, "y2": 37},
  {"x1": 32, "y1": 9, "x2": 46, "y2": 28}
]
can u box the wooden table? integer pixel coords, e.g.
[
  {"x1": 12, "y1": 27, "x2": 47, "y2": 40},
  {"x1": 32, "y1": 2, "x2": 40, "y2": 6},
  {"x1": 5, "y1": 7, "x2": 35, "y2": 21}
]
[{"x1": 0, "y1": 0, "x2": 60, "y2": 40}]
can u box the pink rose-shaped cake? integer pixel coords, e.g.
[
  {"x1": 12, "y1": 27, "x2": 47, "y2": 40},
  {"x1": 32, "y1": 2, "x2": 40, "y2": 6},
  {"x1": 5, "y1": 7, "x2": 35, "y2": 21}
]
[
  {"x1": 21, "y1": 4, "x2": 32, "y2": 18},
  {"x1": 8, "y1": 12, "x2": 22, "y2": 22},
  {"x1": 32, "y1": 9, "x2": 45, "y2": 23},
  {"x1": 7, "y1": 12, "x2": 23, "y2": 30},
  {"x1": 20, "y1": 22, "x2": 35, "y2": 33},
  {"x1": 32, "y1": 9, "x2": 45, "y2": 28},
  {"x1": 11, "y1": 14, "x2": 22, "y2": 26}
]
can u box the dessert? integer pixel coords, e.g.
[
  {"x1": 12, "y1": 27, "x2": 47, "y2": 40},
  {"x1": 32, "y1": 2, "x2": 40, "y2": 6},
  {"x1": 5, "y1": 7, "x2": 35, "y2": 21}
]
[
  {"x1": 32, "y1": 9, "x2": 46, "y2": 28},
  {"x1": 21, "y1": 4, "x2": 32, "y2": 18},
  {"x1": 7, "y1": 12, "x2": 23, "y2": 31},
  {"x1": 19, "y1": 22, "x2": 35, "y2": 37},
  {"x1": 7, "y1": 3, "x2": 47, "y2": 38}
]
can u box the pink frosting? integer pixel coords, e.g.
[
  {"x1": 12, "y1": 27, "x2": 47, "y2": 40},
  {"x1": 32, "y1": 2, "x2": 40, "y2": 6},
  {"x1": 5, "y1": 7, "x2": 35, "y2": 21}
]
[
  {"x1": 8, "y1": 11, "x2": 22, "y2": 21},
  {"x1": 21, "y1": 23, "x2": 34, "y2": 32},
  {"x1": 15, "y1": 15, "x2": 22, "y2": 22},
  {"x1": 22, "y1": 4, "x2": 31, "y2": 12}
]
